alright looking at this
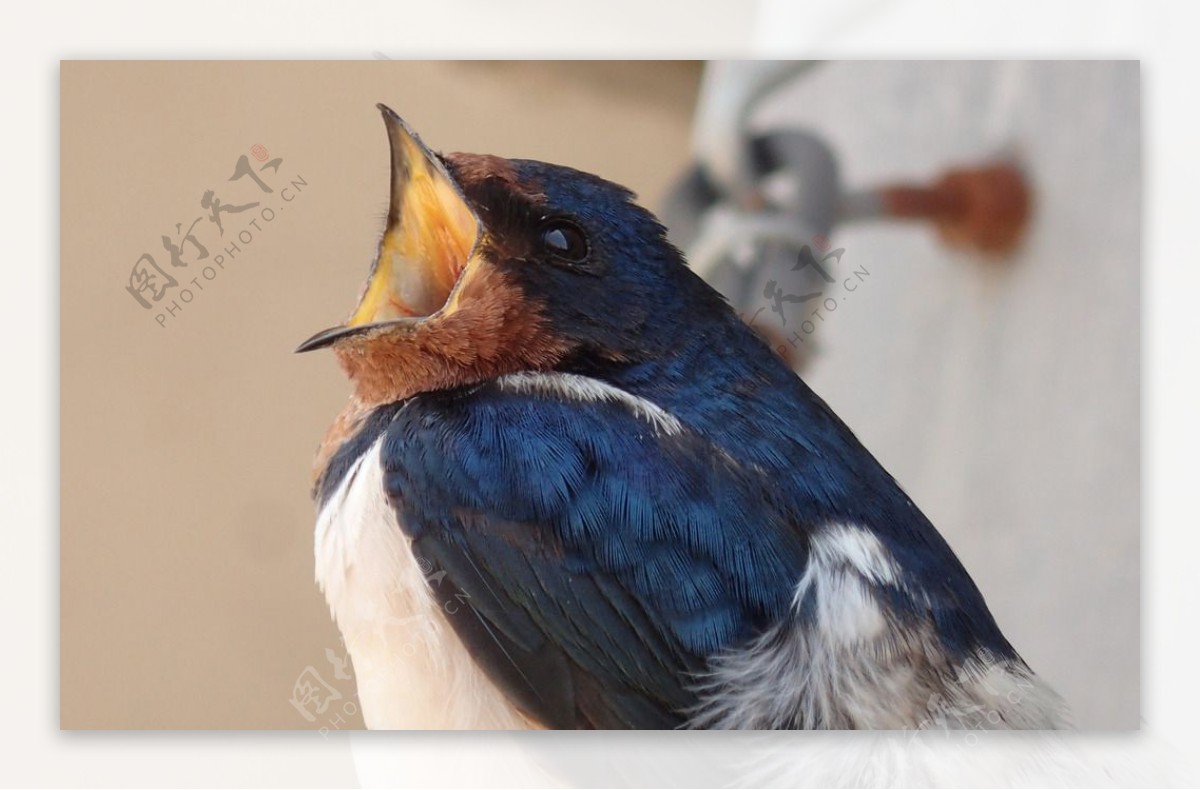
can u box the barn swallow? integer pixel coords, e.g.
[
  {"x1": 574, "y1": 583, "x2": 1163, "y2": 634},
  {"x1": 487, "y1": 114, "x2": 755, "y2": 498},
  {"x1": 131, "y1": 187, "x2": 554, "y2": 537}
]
[{"x1": 297, "y1": 105, "x2": 1068, "y2": 730}]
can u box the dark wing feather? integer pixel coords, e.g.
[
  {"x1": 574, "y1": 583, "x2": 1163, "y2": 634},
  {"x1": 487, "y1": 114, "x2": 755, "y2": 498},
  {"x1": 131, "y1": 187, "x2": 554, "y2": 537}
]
[{"x1": 380, "y1": 384, "x2": 808, "y2": 729}]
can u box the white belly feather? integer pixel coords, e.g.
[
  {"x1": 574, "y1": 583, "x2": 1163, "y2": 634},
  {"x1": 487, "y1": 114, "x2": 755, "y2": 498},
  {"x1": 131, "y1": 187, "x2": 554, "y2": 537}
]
[{"x1": 314, "y1": 438, "x2": 533, "y2": 730}]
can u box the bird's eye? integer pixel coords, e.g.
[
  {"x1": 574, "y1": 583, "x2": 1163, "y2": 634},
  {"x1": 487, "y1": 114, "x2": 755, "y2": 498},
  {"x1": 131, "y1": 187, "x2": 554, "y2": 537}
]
[{"x1": 538, "y1": 219, "x2": 589, "y2": 264}]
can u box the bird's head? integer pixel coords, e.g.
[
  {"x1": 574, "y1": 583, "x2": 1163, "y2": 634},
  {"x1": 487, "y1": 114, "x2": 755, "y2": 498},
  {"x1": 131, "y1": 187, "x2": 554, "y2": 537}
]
[{"x1": 297, "y1": 105, "x2": 729, "y2": 403}]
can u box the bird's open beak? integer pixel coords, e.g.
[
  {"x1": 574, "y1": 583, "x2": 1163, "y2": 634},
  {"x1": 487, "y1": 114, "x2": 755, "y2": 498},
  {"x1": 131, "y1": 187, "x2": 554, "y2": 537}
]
[{"x1": 296, "y1": 105, "x2": 481, "y2": 353}]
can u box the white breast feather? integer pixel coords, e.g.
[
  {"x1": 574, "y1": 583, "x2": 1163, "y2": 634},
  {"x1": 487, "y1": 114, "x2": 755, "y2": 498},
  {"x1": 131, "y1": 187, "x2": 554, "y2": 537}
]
[
  {"x1": 314, "y1": 437, "x2": 533, "y2": 730},
  {"x1": 497, "y1": 371, "x2": 683, "y2": 436}
]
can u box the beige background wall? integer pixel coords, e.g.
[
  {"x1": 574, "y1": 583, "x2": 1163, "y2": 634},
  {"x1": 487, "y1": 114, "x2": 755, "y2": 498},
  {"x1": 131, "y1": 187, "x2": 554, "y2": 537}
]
[{"x1": 61, "y1": 61, "x2": 701, "y2": 729}]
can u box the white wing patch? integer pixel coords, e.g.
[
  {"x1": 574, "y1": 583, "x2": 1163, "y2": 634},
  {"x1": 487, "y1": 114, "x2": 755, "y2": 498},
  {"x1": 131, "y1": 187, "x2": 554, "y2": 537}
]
[
  {"x1": 496, "y1": 371, "x2": 683, "y2": 436},
  {"x1": 690, "y1": 524, "x2": 1069, "y2": 730},
  {"x1": 315, "y1": 438, "x2": 534, "y2": 730},
  {"x1": 806, "y1": 524, "x2": 901, "y2": 586}
]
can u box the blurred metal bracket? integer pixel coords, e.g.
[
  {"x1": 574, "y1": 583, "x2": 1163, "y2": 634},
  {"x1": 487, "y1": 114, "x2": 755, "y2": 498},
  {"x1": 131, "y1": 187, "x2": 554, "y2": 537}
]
[{"x1": 663, "y1": 61, "x2": 1031, "y2": 370}]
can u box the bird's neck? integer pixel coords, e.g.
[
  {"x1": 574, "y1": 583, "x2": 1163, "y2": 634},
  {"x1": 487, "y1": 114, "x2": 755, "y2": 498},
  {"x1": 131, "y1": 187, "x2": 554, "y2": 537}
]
[
  {"x1": 334, "y1": 263, "x2": 574, "y2": 408},
  {"x1": 602, "y1": 320, "x2": 801, "y2": 425}
]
